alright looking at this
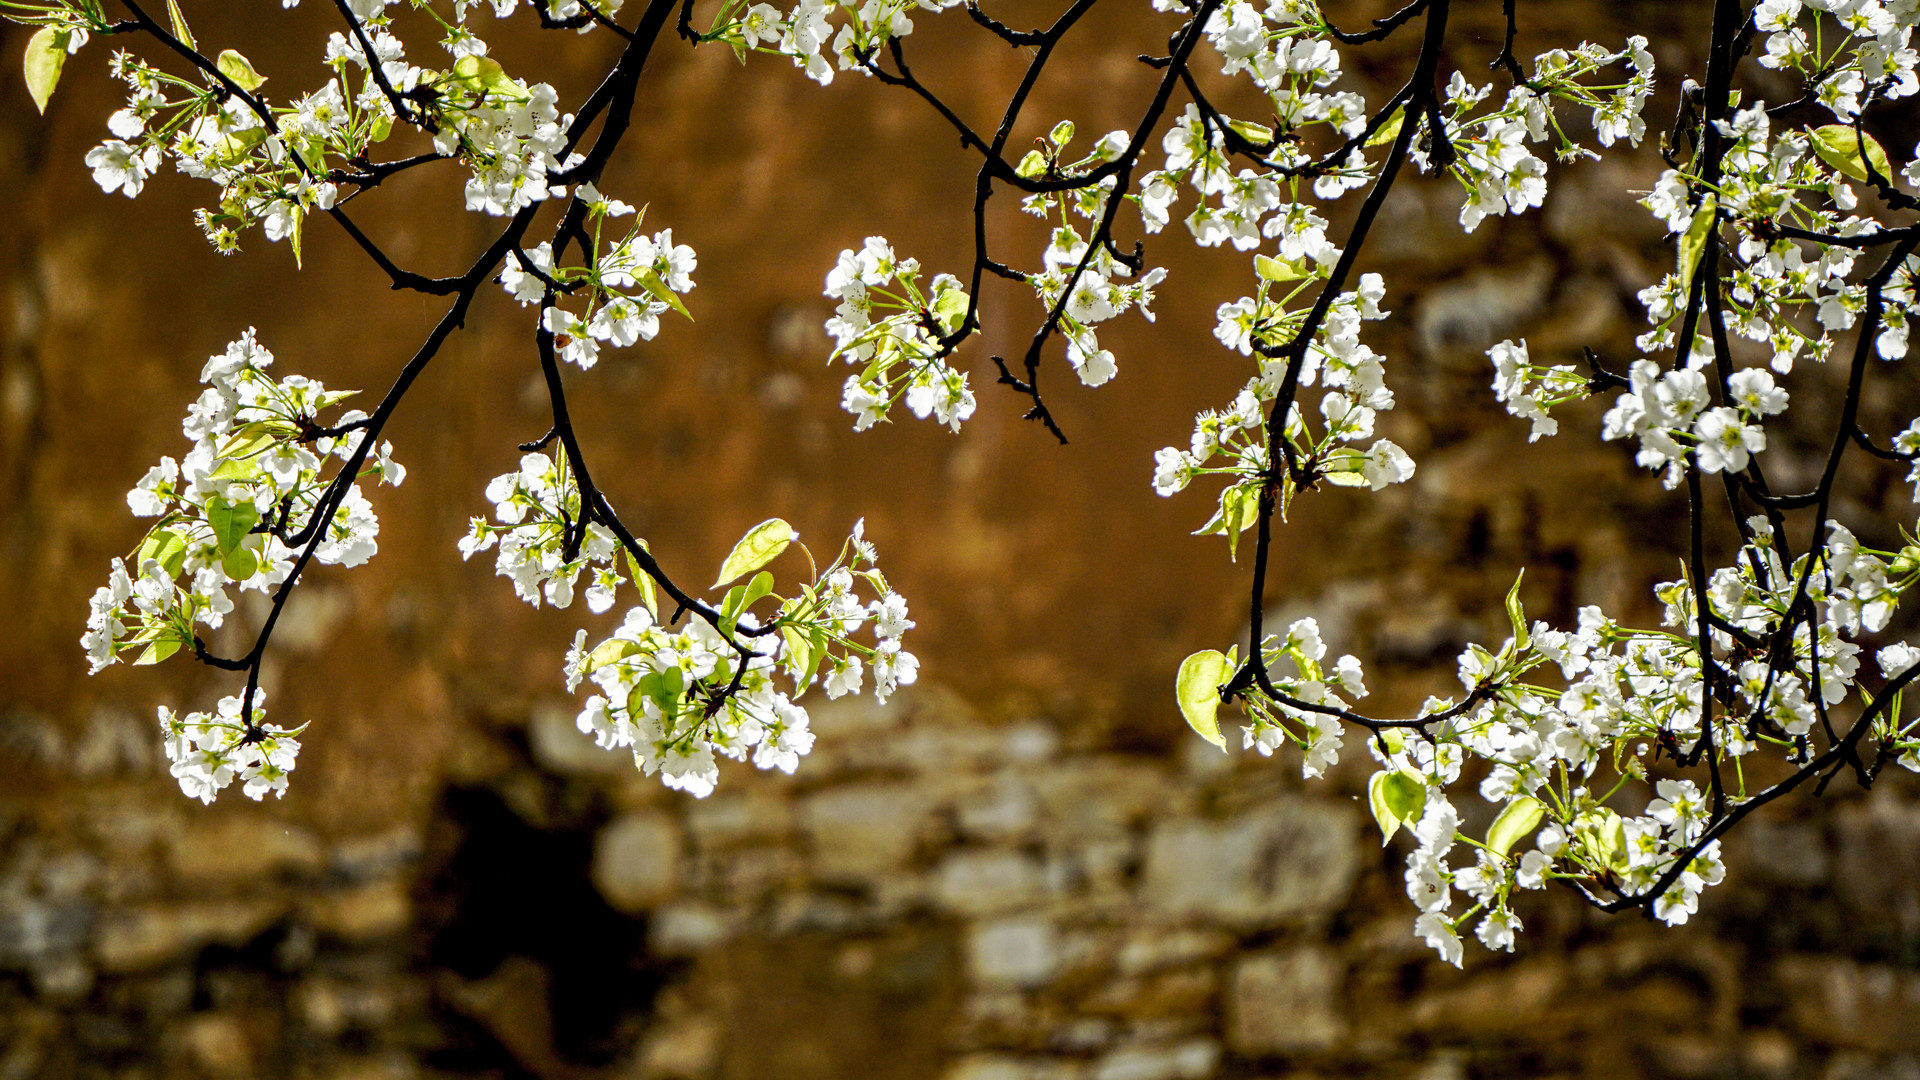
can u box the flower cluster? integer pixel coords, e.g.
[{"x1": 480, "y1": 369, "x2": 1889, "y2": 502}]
[
  {"x1": 564, "y1": 521, "x2": 917, "y2": 795},
  {"x1": 62, "y1": 0, "x2": 610, "y2": 255},
  {"x1": 700, "y1": 0, "x2": 963, "y2": 86},
  {"x1": 1599, "y1": 359, "x2": 1790, "y2": 486},
  {"x1": 159, "y1": 691, "x2": 305, "y2": 804},
  {"x1": 83, "y1": 329, "x2": 402, "y2": 680},
  {"x1": 500, "y1": 186, "x2": 699, "y2": 369},
  {"x1": 1153, "y1": 267, "x2": 1409, "y2": 561},
  {"x1": 459, "y1": 450, "x2": 623, "y2": 609},
  {"x1": 824, "y1": 237, "x2": 979, "y2": 432},
  {"x1": 1431, "y1": 39, "x2": 1654, "y2": 231},
  {"x1": 1487, "y1": 339, "x2": 1588, "y2": 442},
  {"x1": 1016, "y1": 121, "x2": 1170, "y2": 388},
  {"x1": 82, "y1": 330, "x2": 399, "y2": 804},
  {"x1": 1234, "y1": 617, "x2": 1364, "y2": 779},
  {"x1": 1753, "y1": 0, "x2": 1919, "y2": 118}
]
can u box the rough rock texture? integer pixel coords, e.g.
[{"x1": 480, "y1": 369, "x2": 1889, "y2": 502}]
[{"x1": 4, "y1": 1, "x2": 1920, "y2": 1078}]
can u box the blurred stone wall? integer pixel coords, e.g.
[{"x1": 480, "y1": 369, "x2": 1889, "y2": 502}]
[{"x1": 3, "y1": 1, "x2": 1920, "y2": 1078}]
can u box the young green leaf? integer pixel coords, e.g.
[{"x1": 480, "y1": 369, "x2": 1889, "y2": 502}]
[
  {"x1": 713, "y1": 518, "x2": 796, "y2": 588},
  {"x1": 1175, "y1": 649, "x2": 1231, "y2": 750},
  {"x1": 624, "y1": 545, "x2": 659, "y2": 619},
  {"x1": 1367, "y1": 768, "x2": 1427, "y2": 845},
  {"x1": 24, "y1": 27, "x2": 67, "y2": 115},
  {"x1": 206, "y1": 494, "x2": 259, "y2": 556},
  {"x1": 1364, "y1": 105, "x2": 1404, "y2": 148},
  {"x1": 166, "y1": 0, "x2": 196, "y2": 50},
  {"x1": 1254, "y1": 254, "x2": 1310, "y2": 282},
  {"x1": 637, "y1": 269, "x2": 693, "y2": 321},
  {"x1": 587, "y1": 637, "x2": 644, "y2": 671},
  {"x1": 741, "y1": 569, "x2": 775, "y2": 611},
  {"x1": 1048, "y1": 119, "x2": 1074, "y2": 148},
  {"x1": 221, "y1": 545, "x2": 259, "y2": 582},
  {"x1": 136, "y1": 528, "x2": 188, "y2": 579},
  {"x1": 133, "y1": 634, "x2": 182, "y2": 666},
  {"x1": 1675, "y1": 194, "x2": 1717, "y2": 299},
  {"x1": 215, "y1": 49, "x2": 266, "y2": 91},
  {"x1": 932, "y1": 288, "x2": 970, "y2": 334},
  {"x1": 780, "y1": 624, "x2": 812, "y2": 682},
  {"x1": 1810, "y1": 124, "x2": 1893, "y2": 185},
  {"x1": 1487, "y1": 795, "x2": 1546, "y2": 857},
  {"x1": 1226, "y1": 118, "x2": 1272, "y2": 145},
  {"x1": 1504, "y1": 568, "x2": 1529, "y2": 652}
]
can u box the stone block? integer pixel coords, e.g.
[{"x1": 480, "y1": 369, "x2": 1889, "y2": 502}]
[
  {"x1": 1034, "y1": 759, "x2": 1182, "y2": 838},
  {"x1": 177, "y1": 1012, "x2": 253, "y2": 1078},
  {"x1": 593, "y1": 811, "x2": 683, "y2": 912},
  {"x1": 303, "y1": 879, "x2": 411, "y2": 941},
  {"x1": 649, "y1": 903, "x2": 740, "y2": 956},
  {"x1": 936, "y1": 849, "x2": 1044, "y2": 915},
  {"x1": 957, "y1": 775, "x2": 1040, "y2": 841},
  {"x1": 1834, "y1": 791, "x2": 1920, "y2": 927},
  {"x1": 1227, "y1": 946, "x2": 1346, "y2": 1056},
  {"x1": 94, "y1": 899, "x2": 286, "y2": 972},
  {"x1": 1141, "y1": 800, "x2": 1357, "y2": 927},
  {"x1": 0, "y1": 898, "x2": 93, "y2": 966},
  {"x1": 529, "y1": 700, "x2": 627, "y2": 775},
  {"x1": 802, "y1": 783, "x2": 929, "y2": 881},
  {"x1": 685, "y1": 792, "x2": 793, "y2": 848},
  {"x1": 1776, "y1": 955, "x2": 1920, "y2": 1053},
  {"x1": 1090, "y1": 1040, "x2": 1218, "y2": 1080},
  {"x1": 969, "y1": 917, "x2": 1058, "y2": 988},
  {"x1": 165, "y1": 815, "x2": 324, "y2": 882}
]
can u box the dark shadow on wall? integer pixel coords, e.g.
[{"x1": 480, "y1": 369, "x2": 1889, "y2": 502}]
[{"x1": 415, "y1": 780, "x2": 674, "y2": 1078}]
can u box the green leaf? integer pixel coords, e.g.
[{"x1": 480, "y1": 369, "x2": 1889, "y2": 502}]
[
  {"x1": 166, "y1": 0, "x2": 196, "y2": 51},
  {"x1": 136, "y1": 528, "x2": 188, "y2": 579},
  {"x1": 1015, "y1": 149, "x2": 1047, "y2": 179},
  {"x1": 781, "y1": 624, "x2": 812, "y2": 680},
  {"x1": 1226, "y1": 118, "x2": 1272, "y2": 145},
  {"x1": 1811, "y1": 123, "x2": 1893, "y2": 185},
  {"x1": 1504, "y1": 568, "x2": 1530, "y2": 653},
  {"x1": 1487, "y1": 796, "x2": 1547, "y2": 857},
  {"x1": 1368, "y1": 768, "x2": 1428, "y2": 845},
  {"x1": 932, "y1": 288, "x2": 970, "y2": 334},
  {"x1": 806, "y1": 624, "x2": 829, "y2": 681},
  {"x1": 1193, "y1": 484, "x2": 1258, "y2": 562},
  {"x1": 1048, "y1": 119, "x2": 1074, "y2": 148},
  {"x1": 1364, "y1": 105, "x2": 1404, "y2": 148},
  {"x1": 636, "y1": 269, "x2": 693, "y2": 322},
  {"x1": 713, "y1": 518, "x2": 796, "y2": 589},
  {"x1": 369, "y1": 112, "x2": 393, "y2": 144},
  {"x1": 587, "y1": 638, "x2": 644, "y2": 671},
  {"x1": 215, "y1": 49, "x2": 266, "y2": 92},
  {"x1": 448, "y1": 54, "x2": 524, "y2": 98},
  {"x1": 624, "y1": 545, "x2": 659, "y2": 619},
  {"x1": 23, "y1": 27, "x2": 67, "y2": 115},
  {"x1": 718, "y1": 582, "x2": 747, "y2": 635},
  {"x1": 1319, "y1": 448, "x2": 1371, "y2": 487},
  {"x1": 215, "y1": 422, "x2": 280, "y2": 461},
  {"x1": 1675, "y1": 193, "x2": 1717, "y2": 300},
  {"x1": 1254, "y1": 254, "x2": 1310, "y2": 282},
  {"x1": 133, "y1": 633, "x2": 182, "y2": 666},
  {"x1": 206, "y1": 494, "x2": 259, "y2": 557},
  {"x1": 221, "y1": 545, "x2": 259, "y2": 582},
  {"x1": 1175, "y1": 649, "x2": 1231, "y2": 750},
  {"x1": 209, "y1": 456, "x2": 258, "y2": 483},
  {"x1": 741, "y1": 569, "x2": 775, "y2": 611},
  {"x1": 655, "y1": 666, "x2": 686, "y2": 712}
]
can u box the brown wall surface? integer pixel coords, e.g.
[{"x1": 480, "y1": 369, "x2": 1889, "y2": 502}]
[{"x1": 4, "y1": 2, "x2": 1920, "y2": 1078}]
